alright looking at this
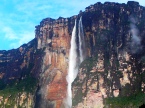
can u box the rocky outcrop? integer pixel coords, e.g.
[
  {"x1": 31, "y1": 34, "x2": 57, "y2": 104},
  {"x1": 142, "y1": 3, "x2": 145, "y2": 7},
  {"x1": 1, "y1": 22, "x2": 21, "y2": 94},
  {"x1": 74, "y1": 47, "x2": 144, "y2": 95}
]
[
  {"x1": 0, "y1": 92, "x2": 34, "y2": 108},
  {"x1": 0, "y1": 1, "x2": 145, "y2": 108}
]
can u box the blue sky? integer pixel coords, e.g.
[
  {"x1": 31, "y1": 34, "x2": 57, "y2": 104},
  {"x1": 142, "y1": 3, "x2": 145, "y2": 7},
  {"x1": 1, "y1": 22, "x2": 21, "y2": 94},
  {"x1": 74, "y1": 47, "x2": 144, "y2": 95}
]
[{"x1": 0, "y1": 0, "x2": 145, "y2": 50}]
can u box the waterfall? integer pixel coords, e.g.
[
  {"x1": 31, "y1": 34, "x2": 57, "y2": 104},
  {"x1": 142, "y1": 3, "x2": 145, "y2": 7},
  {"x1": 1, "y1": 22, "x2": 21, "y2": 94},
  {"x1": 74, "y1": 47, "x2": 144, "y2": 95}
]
[
  {"x1": 78, "y1": 16, "x2": 86, "y2": 63},
  {"x1": 65, "y1": 17, "x2": 86, "y2": 108},
  {"x1": 66, "y1": 19, "x2": 78, "y2": 108}
]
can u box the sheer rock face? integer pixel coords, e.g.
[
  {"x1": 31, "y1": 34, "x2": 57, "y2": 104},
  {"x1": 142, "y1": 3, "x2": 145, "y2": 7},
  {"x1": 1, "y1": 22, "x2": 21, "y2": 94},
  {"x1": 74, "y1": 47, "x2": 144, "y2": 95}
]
[
  {"x1": 34, "y1": 17, "x2": 72, "y2": 108},
  {"x1": 1, "y1": 1, "x2": 145, "y2": 108},
  {"x1": 71, "y1": 1, "x2": 145, "y2": 108}
]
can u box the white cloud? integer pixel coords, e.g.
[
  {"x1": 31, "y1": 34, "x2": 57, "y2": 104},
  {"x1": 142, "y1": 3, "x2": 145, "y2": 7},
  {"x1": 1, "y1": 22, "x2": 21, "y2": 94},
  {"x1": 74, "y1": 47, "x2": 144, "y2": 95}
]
[
  {"x1": 2, "y1": 27, "x2": 18, "y2": 40},
  {"x1": 1, "y1": 25, "x2": 34, "y2": 49},
  {"x1": 10, "y1": 31, "x2": 34, "y2": 49}
]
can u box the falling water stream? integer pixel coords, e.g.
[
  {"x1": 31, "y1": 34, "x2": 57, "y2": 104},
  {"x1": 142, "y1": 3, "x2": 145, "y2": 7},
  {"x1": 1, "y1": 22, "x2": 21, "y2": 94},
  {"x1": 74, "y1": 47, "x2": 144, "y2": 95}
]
[
  {"x1": 78, "y1": 17, "x2": 86, "y2": 63},
  {"x1": 66, "y1": 19, "x2": 78, "y2": 108},
  {"x1": 66, "y1": 17, "x2": 85, "y2": 108}
]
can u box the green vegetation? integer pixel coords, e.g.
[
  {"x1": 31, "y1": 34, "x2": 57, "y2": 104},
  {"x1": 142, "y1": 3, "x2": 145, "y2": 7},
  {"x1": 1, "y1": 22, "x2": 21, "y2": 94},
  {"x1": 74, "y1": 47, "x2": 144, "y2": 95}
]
[
  {"x1": 0, "y1": 76, "x2": 37, "y2": 108},
  {"x1": 0, "y1": 79, "x2": 6, "y2": 90},
  {"x1": 116, "y1": 60, "x2": 120, "y2": 69},
  {"x1": 116, "y1": 70, "x2": 123, "y2": 78},
  {"x1": 80, "y1": 56, "x2": 97, "y2": 72},
  {"x1": 73, "y1": 57, "x2": 98, "y2": 107},
  {"x1": 72, "y1": 88, "x2": 85, "y2": 107},
  {"x1": 16, "y1": 75, "x2": 37, "y2": 93},
  {"x1": 0, "y1": 62, "x2": 37, "y2": 108},
  {"x1": 0, "y1": 75, "x2": 37, "y2": 100},
  {"x1": 105, "y1": 92, "x2": 145, "y2": 108},
  {"x1": 141, "y1": 56, "x2": 145, "y2": 64}
]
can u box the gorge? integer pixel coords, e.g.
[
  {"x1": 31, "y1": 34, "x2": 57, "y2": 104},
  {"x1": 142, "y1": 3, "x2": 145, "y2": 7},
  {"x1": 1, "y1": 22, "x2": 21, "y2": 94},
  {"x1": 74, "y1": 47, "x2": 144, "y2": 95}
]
[{"x1": 0, "y1": 1, "x2": 145, "y2": 108}]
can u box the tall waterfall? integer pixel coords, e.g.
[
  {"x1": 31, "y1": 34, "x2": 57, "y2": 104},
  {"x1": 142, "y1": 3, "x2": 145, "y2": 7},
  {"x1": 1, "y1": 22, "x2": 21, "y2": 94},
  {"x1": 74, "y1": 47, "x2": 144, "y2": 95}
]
[
  {"x1": 66, "y1": 19, "x2": 78, "y2": 108},
  {"x1": 66, "y1": 17, "x2": 86, "y2": 108},
  {"x1": 78, "y1": 16, "x2": 86, "y2": 63}
]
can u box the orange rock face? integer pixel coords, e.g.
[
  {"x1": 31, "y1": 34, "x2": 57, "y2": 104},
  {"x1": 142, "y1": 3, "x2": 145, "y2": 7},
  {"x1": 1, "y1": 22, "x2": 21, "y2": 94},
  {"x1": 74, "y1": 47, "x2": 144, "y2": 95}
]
[{"x1": 35, "y1": 18, "x2": 72, "y2": 107}]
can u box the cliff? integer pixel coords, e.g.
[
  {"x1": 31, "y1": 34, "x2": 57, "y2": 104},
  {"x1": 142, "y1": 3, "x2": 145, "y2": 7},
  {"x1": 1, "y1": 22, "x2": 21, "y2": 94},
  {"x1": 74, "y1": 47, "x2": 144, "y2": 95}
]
[{"x1": 0, "y1": 1, "x2": 145, "y2": 108}]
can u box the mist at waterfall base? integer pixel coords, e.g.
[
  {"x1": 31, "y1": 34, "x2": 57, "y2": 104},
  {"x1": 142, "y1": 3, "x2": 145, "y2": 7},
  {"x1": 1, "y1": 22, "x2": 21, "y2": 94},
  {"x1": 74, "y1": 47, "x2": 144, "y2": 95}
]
[{"x1": 65, "y1": 17, "x2": 86, "y2": 108}]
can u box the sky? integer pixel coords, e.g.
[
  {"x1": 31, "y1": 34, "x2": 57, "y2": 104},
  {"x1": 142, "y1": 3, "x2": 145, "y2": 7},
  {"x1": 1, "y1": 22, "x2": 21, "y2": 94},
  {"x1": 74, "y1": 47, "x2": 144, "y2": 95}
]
[{"x1": 0, "y1": 0, "x2": 145, "y2": 50}]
